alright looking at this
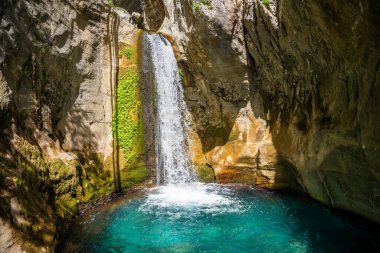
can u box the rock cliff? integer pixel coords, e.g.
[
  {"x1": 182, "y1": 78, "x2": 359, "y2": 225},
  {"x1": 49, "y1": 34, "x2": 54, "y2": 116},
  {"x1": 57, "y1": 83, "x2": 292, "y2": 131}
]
[
  {"x1": 243, "y1": 0, "x2": 380, "y2": 223},
  {"x1": 143, "y1": 0, "x2": 380, "y2": 223},
  {"x1": 0, "y1": 0, "x2": 146, "y2": 252}
]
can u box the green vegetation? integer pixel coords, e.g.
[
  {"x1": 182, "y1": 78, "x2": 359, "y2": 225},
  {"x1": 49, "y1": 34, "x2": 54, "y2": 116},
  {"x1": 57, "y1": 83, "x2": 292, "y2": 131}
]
[
  {"x1": 261, "y1": 0, "x2": 270, "y2": 6},
  {"x1": 113, "y1": 66, "x2": 141, "y2": 163},
  {"x1": 192, "y1": 2, "x2": 201, "y2": 11},
  {"x1": 119, "y1": 48, "x2": 133, "y2": 60},
  {"x1": 124, "y1": 48, "x2": 133, "y2": 60},
  {"x1": 200, "y1": 0, "x2": 212, "y2": 8},
  {"x1": 55, "y1": 197, "x2": 78, "y2": 218},
  {"x1": 178, "y1": 69, "x2": 184, "y2": 81},
  {"x1": 106, "y1": 0, "x2": 114, "y2": 7},
  {"x1": 120, "y1": 162, "x2": 147, "y2": 188},
  {"x1": 113, "y1": 42, "x2": 147, "y2": 189},
  {"x1": 192, "y1": 0, "x2": 212, "y2": 11},
  {"x1": 195, "y1": 165, "x2": 215, "y2": 182},
  {"x1": 0, "y1": 139, "x2": 115, "y2": 229}
]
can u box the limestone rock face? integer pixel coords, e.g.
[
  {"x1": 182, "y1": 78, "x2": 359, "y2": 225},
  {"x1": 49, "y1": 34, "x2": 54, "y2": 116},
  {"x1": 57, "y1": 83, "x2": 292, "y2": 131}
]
[
  {"x1": 0, "y1": 0, "x2": 130, "y2": 251},
  {"x1": 243, "y1": 0, "x2": 380, "y2": 223},
  {"x1": 149, "y1": 0, "x2": 380, "y2": 223},
  {"x1": 0, "y1": 0, "x2": 117, "y2": 159},
  {"x1": 150, "y1": 0, "x2": 298, "y2": 189}
]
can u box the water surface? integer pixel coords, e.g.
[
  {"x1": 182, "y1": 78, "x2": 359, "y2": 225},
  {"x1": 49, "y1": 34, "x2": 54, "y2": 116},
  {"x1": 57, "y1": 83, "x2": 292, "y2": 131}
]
[{"x1": 62, "y1": 183, "x2": 380, "y2": 253}]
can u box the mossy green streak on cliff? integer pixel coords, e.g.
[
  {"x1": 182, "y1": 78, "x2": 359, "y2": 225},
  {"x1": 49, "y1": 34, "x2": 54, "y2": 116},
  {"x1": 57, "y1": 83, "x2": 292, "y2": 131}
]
[
  {"x1": 113, "y1": 42, "x2": 147, "y2": 186},
  {"x1": 113, "y1": 66, "x2": 141, "y2": 162}
]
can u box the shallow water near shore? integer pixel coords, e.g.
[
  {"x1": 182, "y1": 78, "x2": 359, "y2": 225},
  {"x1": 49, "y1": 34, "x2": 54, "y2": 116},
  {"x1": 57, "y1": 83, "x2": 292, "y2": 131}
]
[{"x1": 62, "y1": 183, "x2": 380, "y2": 253}]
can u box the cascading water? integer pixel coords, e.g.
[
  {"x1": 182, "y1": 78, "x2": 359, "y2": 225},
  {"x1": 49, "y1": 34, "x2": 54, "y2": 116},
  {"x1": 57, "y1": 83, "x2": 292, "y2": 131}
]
[
  {"x1": 144, "y1": 34, "x2": 195, "y2": 185},
  {"x1": 140, "y1": 33, "x2": 240, "y2": 210}
]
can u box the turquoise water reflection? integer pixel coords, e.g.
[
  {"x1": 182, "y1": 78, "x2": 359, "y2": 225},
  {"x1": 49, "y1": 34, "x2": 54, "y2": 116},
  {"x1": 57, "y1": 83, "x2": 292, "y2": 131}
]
[{"x1": 63, "y1": 184, "x2": 380, "y2": 253}]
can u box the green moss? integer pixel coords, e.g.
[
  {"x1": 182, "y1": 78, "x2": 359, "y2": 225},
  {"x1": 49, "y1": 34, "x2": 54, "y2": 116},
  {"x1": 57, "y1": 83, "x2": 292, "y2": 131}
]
[
  {"x1": 15, "y1": 178, "x2": 36, "y2": 215},
  {"x1": 178, "y1": 69, "x2": 184, "y2": 81},
  {"x1": 192, "y1": 0, "x2": 212, "y2": 10},
  {"x1": 261, "y1": 0, "x2": 270, "y2": 6},
  {"x1": 200, "y1": 0, "x2": 212, "y2": 9},
  {"x1": 0, "y1": 137, "x2": 119, "y2": 231},
  {"x1": 195, "y1": 165, "x2": 215, "y2": 182},
  {"x1": 124, "y1": 48, "x2": 133, "y2": 60},
  {"x1": 228, "y1": 129, "x2": 240, "y2": 142},
  {"x1": 106, "y1": 0, "x2": 114, "y2": 7},
  {"x1": 113, "y1": 42, "x2": 148, "y2": 189},
  {"x1": 192, "y1": 2, "x2": 201, "y2": 10},
  {"x1": 82, "y1": 191, "x2": 95, "y2": 203},
  {"x1": 79, "y1": 158, "x2": 114, "y2": 203},
  {"x1": 120, "y1": 164, "x2": 147, "y2": 188},
  {"x1": 54, "y1": 197, "x2": 78, "y2": 218},
  {"x1": 113, "y1": 66, "x2": 142, "y2": 163},
  {"x1": 113, "y1": 42, "x2": 145, "y2": 171}
]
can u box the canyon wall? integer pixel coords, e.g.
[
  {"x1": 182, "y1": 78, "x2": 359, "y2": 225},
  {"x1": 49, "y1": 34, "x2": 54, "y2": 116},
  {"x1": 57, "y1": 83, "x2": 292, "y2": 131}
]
[
  {"x1": 243, "y1": 0, "x2": 380, "y2": 223},
  {"x1": 143, "y1": 0, "x2": 380, "y2": 223},
  {"x1": 0, "y1": 0, "x2": 144, "y2": 252},
  {"x1": 0, "y1": 0, "x2": 379, "y2": 251}
]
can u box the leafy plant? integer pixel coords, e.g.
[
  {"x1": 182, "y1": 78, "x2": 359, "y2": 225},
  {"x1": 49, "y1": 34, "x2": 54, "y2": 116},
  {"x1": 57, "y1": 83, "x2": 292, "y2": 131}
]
[
  {"x1": 124, "y1": 48, "x2": 133, "y2": 60},
  {"x1": 178, "y1": 69, "x2": 184, "y2": 81},
  {"x1": 261, "y1": 0, "x2": 270, "y2": 6},
  {"x1": 112, "y1": 67, "x2": 141, "y2": 163},
  {"x1": 192, "y1": 2, "x2": 201, "y2": 11}
]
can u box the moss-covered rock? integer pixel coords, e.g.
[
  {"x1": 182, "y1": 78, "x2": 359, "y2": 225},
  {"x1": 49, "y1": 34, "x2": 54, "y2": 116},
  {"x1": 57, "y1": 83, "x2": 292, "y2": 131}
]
[
  {"x1": 113, "y1": 40, "x2": 148, "y2": 189},
  {"x1": 0, "y1": 137, "x2": 123, "y2": 252},
  {"x1": 194, "y1": 164, "x2": 215, "y2": 182}
]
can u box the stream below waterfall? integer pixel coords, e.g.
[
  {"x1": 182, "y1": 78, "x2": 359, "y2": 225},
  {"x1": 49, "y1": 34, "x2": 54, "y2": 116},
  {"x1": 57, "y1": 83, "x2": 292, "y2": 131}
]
[{"x1": 62, "y1": 33, "x2": 380, "y2": 253}]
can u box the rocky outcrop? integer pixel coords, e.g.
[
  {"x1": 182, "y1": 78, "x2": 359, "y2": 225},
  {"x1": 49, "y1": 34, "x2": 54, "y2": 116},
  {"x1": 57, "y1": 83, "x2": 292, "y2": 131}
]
[
  {"x1": 0, "y1": 0, "x2": 114, "y2": 251},
  {"x1": 0, "y1": 0, "x2": 146, "y2": 251},
  {"x1": 243, "y1": 0, "x2": 380, "y2": 223},
  {"x1": 147, "y1": 0, "x2": 380, "y2": 223},
  {"x1": 147, "y1": 0, "x2": 299, "y2": 188}
]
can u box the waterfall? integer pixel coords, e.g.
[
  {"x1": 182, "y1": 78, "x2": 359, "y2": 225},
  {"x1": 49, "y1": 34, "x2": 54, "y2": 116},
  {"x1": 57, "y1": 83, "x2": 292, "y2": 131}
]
[{"x1": 144, "y1": 34, "x2": 195, "y2": 185}]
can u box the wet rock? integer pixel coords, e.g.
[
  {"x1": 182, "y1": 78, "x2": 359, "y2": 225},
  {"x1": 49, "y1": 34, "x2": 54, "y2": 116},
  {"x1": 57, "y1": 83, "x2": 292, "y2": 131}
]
[
  {"x1": 0, "y1": 0, "x2": 132, "y2": 251},
  {"x1": 131, "y1": 12, "x2": 143, "y2": 24},
  {"x1": 243, "y1": 0, "x2": 380, "y2": 223},
  {"x1": 154, "y1": 0, "x2": 380, "y2": 223}
]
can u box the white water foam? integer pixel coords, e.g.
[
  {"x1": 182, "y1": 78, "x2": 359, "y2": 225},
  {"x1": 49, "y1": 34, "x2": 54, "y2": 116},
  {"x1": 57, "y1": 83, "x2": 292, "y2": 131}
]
[{"x1": 140, "y1": 183, "x2": 244, "y2": 216}]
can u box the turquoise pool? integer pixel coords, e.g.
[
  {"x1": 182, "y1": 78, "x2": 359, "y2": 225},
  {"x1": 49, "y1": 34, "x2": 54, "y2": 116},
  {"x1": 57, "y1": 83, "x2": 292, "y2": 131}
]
[{"x1": 62, "y1": 183, "x2": 380, "y2": 253}]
